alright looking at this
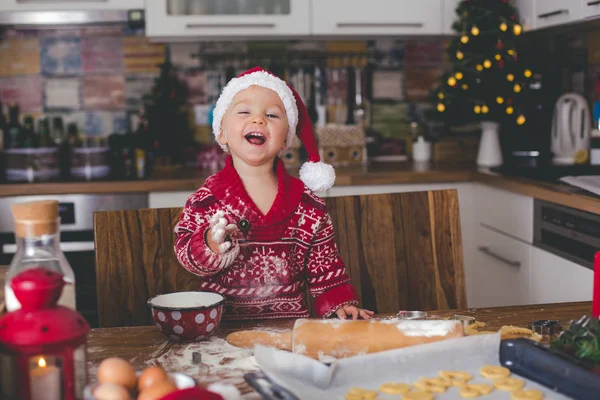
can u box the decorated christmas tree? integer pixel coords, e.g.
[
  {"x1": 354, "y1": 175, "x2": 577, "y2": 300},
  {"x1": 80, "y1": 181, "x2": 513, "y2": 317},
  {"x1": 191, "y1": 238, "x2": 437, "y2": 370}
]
[
  {"x1": 430, "y1": 0, "x2": 537, "y2": 128},
  {"x1": 143, "y1": 60, "x2": 192, "y2": 167}
]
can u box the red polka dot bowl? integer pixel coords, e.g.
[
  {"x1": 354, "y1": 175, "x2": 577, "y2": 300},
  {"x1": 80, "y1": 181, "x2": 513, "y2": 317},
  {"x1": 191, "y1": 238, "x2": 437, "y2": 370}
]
[{"x1": 147, "y1": 291, "x2": 225, "y2": 342}]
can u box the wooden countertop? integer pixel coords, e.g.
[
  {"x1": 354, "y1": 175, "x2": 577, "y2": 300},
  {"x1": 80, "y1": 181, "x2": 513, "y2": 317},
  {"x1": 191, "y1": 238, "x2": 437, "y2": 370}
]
[
  {"x1": 1, "y1": 162, "x2": 599, "y2": 214},
  {"x1": 86, "y1": 302, "x2": 591, "y2": 397}
]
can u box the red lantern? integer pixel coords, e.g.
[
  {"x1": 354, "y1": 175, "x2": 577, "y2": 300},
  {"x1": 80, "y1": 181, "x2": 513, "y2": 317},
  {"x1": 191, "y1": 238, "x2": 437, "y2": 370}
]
[{"x1": 0, "y1": 268, "x2": 90, "y2": 400}]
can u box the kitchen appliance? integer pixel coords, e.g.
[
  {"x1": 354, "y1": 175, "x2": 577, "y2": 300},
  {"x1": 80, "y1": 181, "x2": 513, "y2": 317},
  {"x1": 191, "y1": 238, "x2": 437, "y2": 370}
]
[
  {"x1": 0, "y1": 193, "x2": 148, "y2": 327},
  {"x1": 533, "y1": 199, "x2": 600, "y2": 270},
  {"x1": 551, "y1": 93, "x2": 591, "y2": 165}
]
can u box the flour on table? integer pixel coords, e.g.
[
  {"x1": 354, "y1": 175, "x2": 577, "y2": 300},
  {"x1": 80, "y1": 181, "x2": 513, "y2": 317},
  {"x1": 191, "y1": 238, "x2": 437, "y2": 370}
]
[{"x1": 148, "y1": 337, "x2": 258, "y2": 381}]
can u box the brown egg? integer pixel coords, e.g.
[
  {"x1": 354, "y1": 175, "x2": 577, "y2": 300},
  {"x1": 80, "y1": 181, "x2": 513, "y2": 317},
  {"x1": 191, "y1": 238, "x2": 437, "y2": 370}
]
[
  {"x1": 97, "y1": 357, "x2": 137, "y2": 390},
  {"x1": 138, "y1": 366, "x2": 169, "y2": 392},
  {"x1": 137, "y1": 380, "x2": 177, "y2": 400},
  {"x1": 94, "y1": 383, "x2": 132, "y2": 400}
]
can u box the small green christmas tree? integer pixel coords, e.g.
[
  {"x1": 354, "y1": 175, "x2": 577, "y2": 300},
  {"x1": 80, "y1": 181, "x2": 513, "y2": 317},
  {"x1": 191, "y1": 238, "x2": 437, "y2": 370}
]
[
  {"x1": 143, "y1": 60, "x2": 191, "y2": 166},
  {"x1": 429, "y1": 0, "x2": 537, "y2": 128}
]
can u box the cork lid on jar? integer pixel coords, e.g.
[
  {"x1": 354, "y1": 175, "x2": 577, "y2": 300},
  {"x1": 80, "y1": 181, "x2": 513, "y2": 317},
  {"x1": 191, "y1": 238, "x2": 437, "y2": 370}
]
[{"x1": 12, "y1": 200, "x2": 60, "y2": 237}]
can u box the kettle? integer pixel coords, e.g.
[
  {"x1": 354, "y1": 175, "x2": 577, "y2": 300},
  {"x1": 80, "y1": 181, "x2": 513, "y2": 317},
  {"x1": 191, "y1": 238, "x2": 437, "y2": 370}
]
[{"x1": 550, "y1": 93, "x2": 591, "y2": 165}]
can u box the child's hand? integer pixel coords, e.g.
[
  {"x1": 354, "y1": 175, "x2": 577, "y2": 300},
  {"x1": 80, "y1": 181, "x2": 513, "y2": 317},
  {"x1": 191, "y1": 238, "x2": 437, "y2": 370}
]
[
  {"x1": 334, "y1": 304, "x2": 375, "y2": 320},
  {"x1": 207, "y1": 211, "x2": 238, "y2": 254}
]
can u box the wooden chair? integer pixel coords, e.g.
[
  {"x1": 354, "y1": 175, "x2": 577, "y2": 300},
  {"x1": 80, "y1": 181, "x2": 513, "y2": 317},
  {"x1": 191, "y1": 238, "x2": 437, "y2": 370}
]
[{"x1": 94, "y1": 190, "x2": 466, "y2": 327}]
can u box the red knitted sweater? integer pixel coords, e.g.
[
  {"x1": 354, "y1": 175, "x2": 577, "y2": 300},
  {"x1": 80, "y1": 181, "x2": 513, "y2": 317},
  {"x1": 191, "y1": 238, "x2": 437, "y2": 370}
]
[{"x1": 174, "y1": 156, "x2": 359, "y2": 320}]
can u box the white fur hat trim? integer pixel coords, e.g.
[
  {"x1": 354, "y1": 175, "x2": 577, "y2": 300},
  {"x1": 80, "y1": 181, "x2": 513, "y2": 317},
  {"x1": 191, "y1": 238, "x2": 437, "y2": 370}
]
[{"x1": 212, "y1": 70, "x2": 298, "y2": 152}]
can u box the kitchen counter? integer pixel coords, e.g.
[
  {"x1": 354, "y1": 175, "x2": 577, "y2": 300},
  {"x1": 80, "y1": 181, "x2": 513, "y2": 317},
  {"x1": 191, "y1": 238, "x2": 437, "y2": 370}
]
[
  {"x1": 1, "y1": 162, "x2": 600, "y2": 214},
  {"x1": 85, "y1": 301, "x2": 592, "y2": 397}
]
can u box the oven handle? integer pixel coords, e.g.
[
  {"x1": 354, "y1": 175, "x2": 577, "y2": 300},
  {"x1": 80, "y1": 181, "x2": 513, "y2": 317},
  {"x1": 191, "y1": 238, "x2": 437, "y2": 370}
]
[{"x1": 2, "y1": 241, "x2": 95, "y2": 254}]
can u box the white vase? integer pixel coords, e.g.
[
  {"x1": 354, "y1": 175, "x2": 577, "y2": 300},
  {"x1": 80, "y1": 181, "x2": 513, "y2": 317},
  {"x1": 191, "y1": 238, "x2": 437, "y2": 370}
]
[{"x1": 477, "y1": 121, "x2": 503, "y2": 168}]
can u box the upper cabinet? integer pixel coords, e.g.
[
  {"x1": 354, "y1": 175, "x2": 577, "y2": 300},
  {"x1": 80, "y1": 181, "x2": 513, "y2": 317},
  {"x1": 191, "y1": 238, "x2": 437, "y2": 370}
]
[
  {"x1": 582, "y1": 0, "x2": 600, "y2": 19},
  {"x1": 0, "y1": 0, "x2": 143, "y2": 12},
  {"x1": 146, "y1": 0, "x2": 310, "y2": 38},
  {"x1": 513, "y1": 0, "x2": 536, "y2": 32},
  {"x1": 534, "y1": 0, "x2": 581, "y2": 29},
  {"x1": 444, "y1": 0, "x2": 461, "y2": 34},
  {"x1": 312, "y1": 0, "x2": 444, "y2": 36}
]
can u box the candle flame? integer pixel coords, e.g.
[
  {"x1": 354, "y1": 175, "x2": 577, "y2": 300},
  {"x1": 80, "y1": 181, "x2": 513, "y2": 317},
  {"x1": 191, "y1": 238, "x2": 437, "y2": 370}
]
[{"x1": 38, "y1": 357, "x2": 46, "y2": 368}]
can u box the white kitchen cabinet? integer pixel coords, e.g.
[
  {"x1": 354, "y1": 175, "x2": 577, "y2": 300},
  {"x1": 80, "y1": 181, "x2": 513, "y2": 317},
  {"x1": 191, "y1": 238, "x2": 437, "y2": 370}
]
[
  {"x1": 513, "y1": 0, "x2": 536, "y2": 31},
  {"x1": 473, "y1": 184, "x2": 534, "y2": 243},
  {"x1": 0, "y1": 0, "x2": 143, "y2": 12},
  {"x1": 534, "y1": 0, "x2": 580, "y2": 29},
  {"x1": 444, "y1": 0, "x2": 461, "y2": 34},
  {"x1": 149, "y1": 191, "x2": 193, "y2": 209},
  {"x1": 582, "y1": 0, "x2": 600, "y2": 19},
  {"x1": 312, "y1": 0, "x2": 444, "y2": 36},
  {"x1": 529, "y1": 246, "x2": 593, "y2": 304},
  {"x1": 470, "y1": 225, "x2": 531, "y2": 307},
  {"x1": 146, "y1": 0, "x2": 310, "y2": 38}
]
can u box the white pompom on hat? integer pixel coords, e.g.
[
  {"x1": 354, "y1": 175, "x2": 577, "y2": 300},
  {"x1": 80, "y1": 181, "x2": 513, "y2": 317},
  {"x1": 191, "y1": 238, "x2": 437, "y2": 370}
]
[{"x1": 212, "y1": 66, "x2": 335, "y2": 192}]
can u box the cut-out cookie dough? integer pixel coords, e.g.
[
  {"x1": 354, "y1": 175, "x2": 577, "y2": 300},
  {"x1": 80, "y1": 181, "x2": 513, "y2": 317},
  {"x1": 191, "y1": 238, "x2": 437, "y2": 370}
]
[
  {"x1": 480, "y1": 365, "x2": 511, "y2": 379},
  {"x1": 413, "y1": 377, "x2": 449, "y2": 393},
  {"x1": 402, "y1": 392, "x2": 434, "y2": 400},
  {"x1": 345, "y1": 387, "x2": 377, "y2": 400},
  {"x1": 459, "y1": 383, "x2": 494, "y2": 398},
  {"x1": 511, "y1": 389, "x2": 544, "y2": 400},
  {"x1": 379, "y1": 382, "x2": 411, "y2": 394},
  {"x1": 494, "y1": 377, "x2": 525, "y2": 391},
  {"x1": 439, "y1": 370, "x2": 472, "y2": 385}
]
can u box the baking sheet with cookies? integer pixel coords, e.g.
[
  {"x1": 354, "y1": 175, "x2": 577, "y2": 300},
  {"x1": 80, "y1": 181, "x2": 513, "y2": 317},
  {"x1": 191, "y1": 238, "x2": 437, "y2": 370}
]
[{"x1": 254, "y1": 333, "x2": 570, "y2": 400}]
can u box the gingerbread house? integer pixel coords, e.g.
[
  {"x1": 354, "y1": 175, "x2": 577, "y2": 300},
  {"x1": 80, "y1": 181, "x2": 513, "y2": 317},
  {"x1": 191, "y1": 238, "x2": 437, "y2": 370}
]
[{"x1": 316, "y1": 124, "x2": 367, "y2": 167}]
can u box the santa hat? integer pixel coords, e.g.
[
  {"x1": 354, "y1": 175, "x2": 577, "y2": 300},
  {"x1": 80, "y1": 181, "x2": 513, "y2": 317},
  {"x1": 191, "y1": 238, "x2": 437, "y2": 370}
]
[{"x1": 212, "y1": 66, "x2": 335, "y2": 192}]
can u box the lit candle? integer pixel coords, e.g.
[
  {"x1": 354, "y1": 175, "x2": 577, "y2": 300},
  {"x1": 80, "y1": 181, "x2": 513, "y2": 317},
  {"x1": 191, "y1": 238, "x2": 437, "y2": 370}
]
[{"x1": 30, "y1": 357, "x2": 61, "y2": 400}]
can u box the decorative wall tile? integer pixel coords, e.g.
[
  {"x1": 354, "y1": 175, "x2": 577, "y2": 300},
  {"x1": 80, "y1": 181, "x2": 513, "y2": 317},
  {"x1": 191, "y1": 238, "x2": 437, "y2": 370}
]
[
  {"x1": 123, "y1": 37, "x2": 165, "y2": 73},
  {"x1": 44, "y1": 77, "x2": 81, "y2": 111},
  {"x1": 82, "y1": 37, "x2": 124, "y2": 74},
  {"x1": 0, "y1": 39, "x2": 41, "y2": 77},
  {"x1": 83, "y1": 75, "x2": 125, "y2": 110},
  {"x1": 125, "y1": 74, "x2": 156, "y2": 110},
  {"x1": 41, "y1": 37, "x2": 82, "y2": 76},
  {"x1": 0, "y1": 76, "x2": 43, "y2": 113}
]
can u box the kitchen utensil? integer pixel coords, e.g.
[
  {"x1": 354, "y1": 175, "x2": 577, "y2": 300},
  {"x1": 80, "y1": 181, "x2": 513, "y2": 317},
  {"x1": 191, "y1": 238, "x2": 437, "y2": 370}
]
[
  {"x1": 551, "y1": 92, "x2": 591, "y2": 165},
  {"x1": 83, "y1": 372, "x2": 196, "y2": 400},
  {"x1": 147, "y1": 292, "x2": 224, "y2": 342},
  {"x1": 529, "y1": 320, "x2": 563, "y2": 342},
  {"x1": 397, "y1": 310, "x2": 428, "y2": 320},
  {"x1": 245, "y1": 371, "x2": 300, "y2": 400},
  {"x1": 499, "y1": 338, "x2": 600, "y2": 400},
  {"x1": 452, "y1": 314, "x2": 476, "y2": 328}
]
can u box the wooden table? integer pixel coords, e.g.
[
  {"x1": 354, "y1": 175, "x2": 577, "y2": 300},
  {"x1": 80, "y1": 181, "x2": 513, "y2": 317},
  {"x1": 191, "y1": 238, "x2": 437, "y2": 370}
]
[{"x1": 86, "y1": 302, "x2": 592, "y2": 398}]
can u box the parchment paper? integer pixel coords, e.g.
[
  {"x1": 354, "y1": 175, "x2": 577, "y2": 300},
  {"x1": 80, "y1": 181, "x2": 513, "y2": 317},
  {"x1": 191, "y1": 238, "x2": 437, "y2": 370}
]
[{"x1": 254, "y1": 333, "x2": 571, "y2": 400}]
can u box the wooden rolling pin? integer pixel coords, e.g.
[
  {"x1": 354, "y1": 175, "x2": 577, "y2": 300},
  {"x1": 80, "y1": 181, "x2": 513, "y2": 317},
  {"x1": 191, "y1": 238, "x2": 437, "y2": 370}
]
[{"x1": 226, "y1": 319, "x2": 464, "y2": 359}]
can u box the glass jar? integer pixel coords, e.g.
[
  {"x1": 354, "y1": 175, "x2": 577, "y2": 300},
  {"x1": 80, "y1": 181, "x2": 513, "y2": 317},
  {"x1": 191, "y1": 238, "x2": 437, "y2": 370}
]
[{"x1": 5, "y1": 208, "x2": 76, "y2": 311}]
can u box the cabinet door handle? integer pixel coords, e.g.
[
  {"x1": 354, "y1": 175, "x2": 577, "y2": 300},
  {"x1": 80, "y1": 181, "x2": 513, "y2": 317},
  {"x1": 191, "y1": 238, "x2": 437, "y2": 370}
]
[
  {"x1": 477, "y1": 246, "x2": 521, "y2": 267},
  {"x1": 538, "y1": 9, "x2": 569, "y2": 19},
  {"x1": 186, "y1": 23, "x2": 276, "y2": 29},
  {"x1": 588, "y1": 0, "x2": 600, "y2": 5},
  {"x1": 336, "y1": 22, "x2": 424, "y2": 28}
]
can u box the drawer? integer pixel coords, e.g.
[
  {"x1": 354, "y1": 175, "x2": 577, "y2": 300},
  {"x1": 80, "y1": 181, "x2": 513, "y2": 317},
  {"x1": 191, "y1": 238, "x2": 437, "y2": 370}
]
[
  {"x1": 470, "y1": 225, "x2": 530, "y2": 307},
  {"x1": 474, "y1": 184, "x2": 533, "y2": 243}
]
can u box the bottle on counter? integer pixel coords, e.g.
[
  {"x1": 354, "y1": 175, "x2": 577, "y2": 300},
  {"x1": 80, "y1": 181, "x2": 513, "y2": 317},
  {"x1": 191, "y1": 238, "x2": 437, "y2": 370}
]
[
  {"x1": 5, "y1": 200, "x2": 76, "y2": 312},
  {"x1": 22, "y1": 115, "x2": 36, "y2": 148},
  {"x1": 0, "y1": 100, "x2": 6, "y2": 151},
  {"x1": 37, "y1": 115, "x2": 53, "y2": 148},
  {"x1": 6, "y1": 103, "x2": 22, "y2": 149}
]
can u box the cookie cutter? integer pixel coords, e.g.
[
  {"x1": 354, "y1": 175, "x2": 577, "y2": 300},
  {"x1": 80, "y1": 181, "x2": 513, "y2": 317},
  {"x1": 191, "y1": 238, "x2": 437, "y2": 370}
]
[
  {"x1": 397, "y1": 310, "x2": 428, "y2": 320},
  {"x1": 452, "y1": 314, "x2": 476, "y2": 328},
  {"x1": 529, "y1": 320, "x2": 563, "y2": 337}
]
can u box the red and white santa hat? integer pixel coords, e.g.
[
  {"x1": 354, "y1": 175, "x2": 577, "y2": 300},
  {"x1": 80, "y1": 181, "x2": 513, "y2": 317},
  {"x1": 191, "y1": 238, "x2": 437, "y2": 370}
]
[{"x1": 212, "y1": 66, "x2": 335, "y2": 192}]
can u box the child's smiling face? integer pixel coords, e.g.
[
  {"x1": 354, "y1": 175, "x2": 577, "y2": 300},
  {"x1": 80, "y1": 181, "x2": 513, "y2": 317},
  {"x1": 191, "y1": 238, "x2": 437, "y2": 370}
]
[{"x1": 220, "y1": 85, "x2": 289, "y2": 167}]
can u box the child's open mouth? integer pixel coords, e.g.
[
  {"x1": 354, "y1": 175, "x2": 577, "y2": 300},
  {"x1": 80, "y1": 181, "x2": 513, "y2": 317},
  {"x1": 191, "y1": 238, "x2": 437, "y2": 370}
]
[{"x1": 244, "y1": 132, "x2": 266, "y2": 145}]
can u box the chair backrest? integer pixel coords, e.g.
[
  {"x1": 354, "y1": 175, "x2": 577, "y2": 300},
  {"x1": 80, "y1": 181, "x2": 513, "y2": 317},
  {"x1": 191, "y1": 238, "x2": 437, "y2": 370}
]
[{"x1": 94, "y1": 190, "x2": 465, "y2": 327}]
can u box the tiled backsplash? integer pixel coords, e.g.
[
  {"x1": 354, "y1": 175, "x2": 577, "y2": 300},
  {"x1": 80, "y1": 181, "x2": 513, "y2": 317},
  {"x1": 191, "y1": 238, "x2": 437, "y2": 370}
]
[{"x1": 0, "y1": 25, "x2": 447, "y2": 147}]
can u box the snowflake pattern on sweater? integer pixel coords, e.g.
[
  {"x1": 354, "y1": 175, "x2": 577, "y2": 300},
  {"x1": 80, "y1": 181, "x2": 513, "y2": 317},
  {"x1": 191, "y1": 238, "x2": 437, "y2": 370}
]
[{"x1": 174, "y1": 156, "x2": 359, "y2": 320}]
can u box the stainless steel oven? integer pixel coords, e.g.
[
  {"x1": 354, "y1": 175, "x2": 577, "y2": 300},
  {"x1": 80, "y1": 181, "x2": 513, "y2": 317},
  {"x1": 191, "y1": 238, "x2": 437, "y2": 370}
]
[
  {"x1": 533, "y1": 199, "x2": 600, "y2": 270},
  {"x1": 0, "y1": 193, "x2": 148, "y2": 327}
]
